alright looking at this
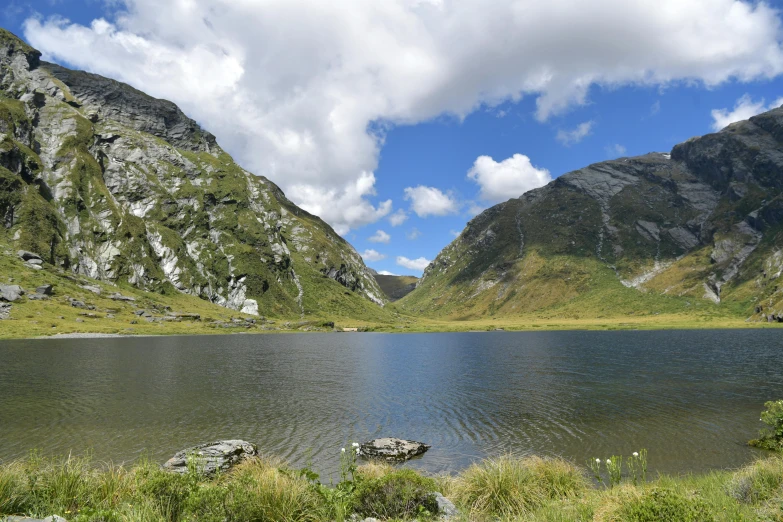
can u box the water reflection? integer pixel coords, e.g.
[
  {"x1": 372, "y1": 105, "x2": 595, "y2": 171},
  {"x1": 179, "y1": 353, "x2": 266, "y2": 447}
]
[{"x1": 0, "y1": 330, "x2": 780, "y2": 478}]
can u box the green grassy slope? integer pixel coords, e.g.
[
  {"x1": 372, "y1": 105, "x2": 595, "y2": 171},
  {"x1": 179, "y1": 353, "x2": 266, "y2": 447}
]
[
  {"x1": 0, "y1": 27, "x2": 389, "y2": 322},
  {"x1": 401, "y1": 112, "x2": 783, "y2": 324},
  {"x1": 372, "y1": 274, "x2": 418, "y2": 301}
]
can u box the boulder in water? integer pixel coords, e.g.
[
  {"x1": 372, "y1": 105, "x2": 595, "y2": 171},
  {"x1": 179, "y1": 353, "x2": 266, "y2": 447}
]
[
  {"x1": 357, "y1": 437, "x2": 431, "y2": 462},
  {"x1": 163, "y1": 440, "x2": 258, "y2": 475}
]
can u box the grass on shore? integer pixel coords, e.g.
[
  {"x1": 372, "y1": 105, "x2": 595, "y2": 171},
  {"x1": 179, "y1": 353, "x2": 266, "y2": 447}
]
[{"x1": 1, "y1": 451, "x2": 782, "y2": 521}]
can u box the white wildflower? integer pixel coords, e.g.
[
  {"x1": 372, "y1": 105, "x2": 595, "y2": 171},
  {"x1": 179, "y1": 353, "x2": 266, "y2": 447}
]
[
  {"x1": 341, "y1": 448, "x2": 345, "y2": 453},
  {"x1": 606, "y1": 459, "x2": 611, "y2": 465},
  {"x1": 352, "y1": 442, "x2": 360, "y2": 447},
  {"x1": 633, "y1": 452, "x2": 639, "y2": 457},
  {"x1": 595, "y1": 458, "x2": 601, "y2": 464}
]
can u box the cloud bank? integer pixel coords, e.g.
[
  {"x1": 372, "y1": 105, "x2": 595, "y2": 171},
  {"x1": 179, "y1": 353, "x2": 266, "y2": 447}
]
[
  {"x1": 22, "y1": 0, "x2": 783, "y2": 233},
  {"x1": 404, "y1": 185, "x2": 459, "y2": 217}
]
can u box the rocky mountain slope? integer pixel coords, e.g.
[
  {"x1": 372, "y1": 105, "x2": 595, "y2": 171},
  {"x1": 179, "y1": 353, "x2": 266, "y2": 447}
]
[
  {"x1": 0, "y1": 29, "x2": 386, "y2": 318},
  {"x1": 402, "y1": 107, "x2": 783, "y2": 322},
  {"x1": 368, "y1": 269, "x2": 418, "y2": 301}
]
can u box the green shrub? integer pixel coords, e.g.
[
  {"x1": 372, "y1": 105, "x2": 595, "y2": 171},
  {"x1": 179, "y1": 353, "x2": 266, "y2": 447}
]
[
  {"x1": 750, "y1": 399, "x2": 783, "y2": 450},
  {"x1": 727, "y1": 456, "x2": 783, "y2": 504},
  {"x1": 351, "y1": 468, "x2": 438, "y2": 520},
  {"x1": 134, "y1": 465, "x2": 198, "y2": 521},
  {"x1": 450, "y1": 455, "x2": 588, "y2": 519},
  {"x1": 616, "y1": 488, "x2": 712, "y2": 522}
]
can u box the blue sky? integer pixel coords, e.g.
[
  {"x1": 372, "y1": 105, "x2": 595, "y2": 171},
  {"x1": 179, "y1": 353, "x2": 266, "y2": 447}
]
[{"x1": 4, "y1": 1, "x2": 783, "y2": 275}]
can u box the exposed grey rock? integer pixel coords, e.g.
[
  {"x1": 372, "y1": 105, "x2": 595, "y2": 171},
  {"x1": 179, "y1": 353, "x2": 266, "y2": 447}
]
[
  {"x1": 667, "y1": 226, "x2": 700, "y2": 250},
  {"x1": 0, "y1": 303, "x2": 11, "y2": 319},
  {"x1": 109, "y1": 292, "x2": 136, "y2": 302},
  {"x1": 357, "y1": 438, "x2": 431, "y2": 462},
  {"x1": 45, "y1": 62, "x2": 217, "y2": 152},
  {"x1": 26, "y1": 258, "x2": 43, "y2": 266},
  {"x1": 68, "y1": 298, "x2": 94, "y2": 310},
  {"x1": 80, "y1": 285, "x2": 102, "y2": 295},
  {"x1": 2, "y1": 515, "x2": 68, "y2": 522},
  {"x1": 27, "y1": 293, "x2": 49, "y2": 300},
  {"x1": 17, "y1": 250, "x2": 42, "y2": 262},
  {"x1": 635, "y1": 220, "x2": 660, "y2": 242},
  {"x1": 434, "y1": 492, "x2": 459, "y2": 519},
  {"x1": 163, "y1": 440, "x2": 258, "y2": 476},
  {"x1": 166, "y1": 312, "x2": 201, "y2": 320},
  {"x1": 0, "y1": 285, "x2": 24, "y2": 302},
  {"x1": 36, "y1": 284, "x2": 53, "y2": 295}
]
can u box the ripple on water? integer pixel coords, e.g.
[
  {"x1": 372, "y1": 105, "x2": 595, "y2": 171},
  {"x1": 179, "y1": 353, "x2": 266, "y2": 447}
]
[{"x1": 0, "y1": 330, "x2": 779, "y2": 476}]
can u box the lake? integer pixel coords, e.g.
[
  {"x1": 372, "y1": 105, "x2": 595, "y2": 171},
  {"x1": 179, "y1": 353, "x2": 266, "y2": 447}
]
[{"x1": 0, "y1": 330, "x2": 780, "y2": 479}]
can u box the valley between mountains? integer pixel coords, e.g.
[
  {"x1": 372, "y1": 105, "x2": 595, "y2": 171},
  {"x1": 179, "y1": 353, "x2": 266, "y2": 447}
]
[{"x1": 1, "y1": 28, "x2": 783, "y2": 338}]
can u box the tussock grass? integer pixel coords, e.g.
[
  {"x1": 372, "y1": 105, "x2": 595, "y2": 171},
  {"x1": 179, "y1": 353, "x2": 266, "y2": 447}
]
[
  {"x1": 356, "y1": 461, "x2": 396, "y2": 481},
  {"x1": 447, "y1": 455, "x2": 589, "y2": 519},
  {"x1": 2, "y1": 452, "x2": 783, "y2": 521}
]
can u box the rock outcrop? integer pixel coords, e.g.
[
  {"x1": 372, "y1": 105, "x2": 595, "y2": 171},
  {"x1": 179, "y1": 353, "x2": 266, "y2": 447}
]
[
  {"x1": 0, "y1": 28, "x2": 385, "y2": 319},
  {"x1": 163, "y1": 440, "x2": 258, "y2": 476},
  {"x1": 0, "y1": 284, "x2": 24, "y2": 302}
]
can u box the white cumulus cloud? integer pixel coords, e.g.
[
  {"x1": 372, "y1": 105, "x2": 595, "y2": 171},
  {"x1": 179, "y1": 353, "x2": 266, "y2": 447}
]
[
  {"x1": 361, "y1": 249, "x2": 386, "y2": 262},
  {"x1": 605, "y1": 144, "x2": 627, "y2": 158},
  {"x1": 556, "y1": 120, "x2": 594, "y2": 146},
  {"x1": 377, "y1": 270, "x2": 398, "y2": 276},
  {"x1": 396, "y1": 256, "x2": 431, "y2": 271},
  {"x1": 389, "y1": 209, "x2": 408, "y2": 227},
  {"x1": 22, "y1": 0, "x2": 783, "y2": 232},
  {"x1": 368, "y1": 229, "x2": 391, "y2": 243},
  {"x1": 467, "y1": 154, "x2": 551, "y2": 203},
  {"x1": 404, "y1": 185, "x2": 459, "y2": 217},
  {"x1": 406, "y1": 227, "x2": 421, "y2": 240},
  {"x1": 711, "y1": 93, "x2": 783, "y2": 131}
]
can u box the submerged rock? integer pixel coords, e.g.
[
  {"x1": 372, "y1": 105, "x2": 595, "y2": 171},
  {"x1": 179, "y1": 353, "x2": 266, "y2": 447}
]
[
  {"x1": 163, "y1": 440, "x2": 258, "y2": 476},
  {"x1": 357, "y1": 437, "x2": 431, "y2": 462}
]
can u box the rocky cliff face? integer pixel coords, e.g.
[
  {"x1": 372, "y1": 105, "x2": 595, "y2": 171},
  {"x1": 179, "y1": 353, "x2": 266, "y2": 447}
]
[
  {"x1": 404, "y1": 106, "x2": 783, "y2": 321},
  {"x1": 0, "y1": 29, "x2": 384, "y2": 316}
]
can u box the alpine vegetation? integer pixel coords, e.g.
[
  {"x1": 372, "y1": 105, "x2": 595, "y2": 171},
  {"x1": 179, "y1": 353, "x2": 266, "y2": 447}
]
[{"x1": 0, "y1": 28, "x2": 386, "y2": 320}]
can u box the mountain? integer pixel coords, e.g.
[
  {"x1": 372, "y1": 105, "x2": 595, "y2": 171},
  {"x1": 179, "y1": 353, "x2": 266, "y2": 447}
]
[
  {"x1": 0, "y1": 28, "x2": 387, "y2": 319},
  {"x1": 402, "y1": 107, "x2": 783, "y2": 323},
  {"x1": 368, "y1": 269, "x2": 419, "y2": 301}
]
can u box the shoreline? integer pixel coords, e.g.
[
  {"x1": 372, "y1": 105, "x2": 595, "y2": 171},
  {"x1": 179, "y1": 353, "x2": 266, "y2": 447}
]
[
  {"x1": 1, "y1": 449, "x2": 781, "y2": 521},
  {"x1": 1, "y1": 318, "x2": 779, "y2": 341}
]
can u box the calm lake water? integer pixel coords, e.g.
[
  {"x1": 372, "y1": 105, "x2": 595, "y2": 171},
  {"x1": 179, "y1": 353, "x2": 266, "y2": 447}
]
[{"x1": 0, "y1": 330, "x2": 781, "y2": 479}]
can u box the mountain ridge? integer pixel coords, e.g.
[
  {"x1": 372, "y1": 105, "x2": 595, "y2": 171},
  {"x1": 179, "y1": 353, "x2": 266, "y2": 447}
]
[
  {"x1": 402, "y1": 107, "x2": 783, "y2": 322},
  {"x1": 0, "y1": 28, "x2": 387, "y2": 319}
]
